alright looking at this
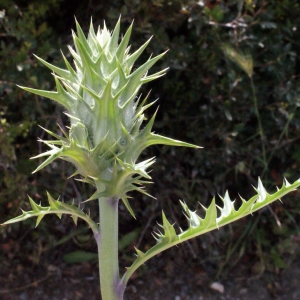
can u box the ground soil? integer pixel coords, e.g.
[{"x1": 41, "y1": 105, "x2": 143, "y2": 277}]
[{"x1": 1, "y1": 238, "x2": 300, "y2": 300}]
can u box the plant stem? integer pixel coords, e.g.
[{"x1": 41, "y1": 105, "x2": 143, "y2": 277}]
[
  {"x1": 95, "y1": 182, "x2": 123, "y2": 300},
  {"x1": 250, "y1": 76, "x2": 267, "y2": 170},
  {"x1": 261, "y1": 107, "x2": 296, "y2": 177}
]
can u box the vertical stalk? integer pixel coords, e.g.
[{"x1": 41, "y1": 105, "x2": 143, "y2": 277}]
[
  {"x1": 250, "y1": 76, "x2": 267, "y2": 170},
  {"x1": 95, "y1": 182, "x2": 123, "y2": 300},
  {"x1": 261, "y1": 107, "x2": 296, "y2": 177}
]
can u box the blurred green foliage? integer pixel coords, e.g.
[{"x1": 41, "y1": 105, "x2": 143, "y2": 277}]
[{"x1": 1, "y1": 0, "x2": 300, "y2": 277}]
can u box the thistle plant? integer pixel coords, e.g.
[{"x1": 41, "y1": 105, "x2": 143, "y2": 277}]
[{"x1": 2, "y1": 18, "x2": 300, "y2": 300}]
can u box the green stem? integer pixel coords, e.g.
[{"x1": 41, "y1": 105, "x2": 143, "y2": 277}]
[{"x1": 95, "y1": 182, "x2": 123, "y2": 300}]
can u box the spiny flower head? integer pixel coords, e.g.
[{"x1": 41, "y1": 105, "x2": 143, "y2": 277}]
[{"x1": 19, "y1": 18, "x2": 200, "y2": 213}]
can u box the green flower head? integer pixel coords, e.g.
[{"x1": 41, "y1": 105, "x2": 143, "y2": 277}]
[{"x1": 19, "y1": 18, "x2": 200, "y2": 213}]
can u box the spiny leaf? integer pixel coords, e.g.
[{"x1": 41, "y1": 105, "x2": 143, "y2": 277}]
[
  {"x1": 47, "y1": 192, "x2": 62, "y2": 218},
  {"x1": 107, "y1": 16, "x2": 121, "y2": 55},
  {"x1": 71, "y1": 214, "x2": 79, "y2": 225},
  {"x1": 218, "y1": 191, "x2": 236, "y2": 217},
  {"x1": 60, "y1": 51, "x2": 77, "y2": 79},
  {"x1": 121, "y1": 196, "x2": 136, "y2": 219},
  {"x1": 115, "y1": 21, "x2": 133, "y2": 61},
  {"x1": 141, "y1": 68, "x2": 169, "y2": 83},
  {"x1": 35, "y1": 214, "x2": 45, "y2": 227},
  {"x1": 121, "y1": 178, "x2": 300, "y2": 286},
  {"x1": 124, "y1": 36, "x2": 153, "y2": 71},
  {"x1": 159, "y1": 212, "x2": 177, "y2": 243},
  {"x1": 206, "y1": 199, "x2": 218, "y2": 229},
  {"x1": 31, "y1": 148, "x2": 62, "y2": 174},
  {"x1": 123, "y1": 51, "x2": 168, "y2": 98},
  {"x1": 147, "y1": 132, "x2": 201, "y2": 149},
  {"x1": 28, "y1": 196, "x2": 42, "y2": 212},
  {"x1": 134, "y1": 247, "x2": 145, "y2": 258},
  {"x1": 67, "y1": 45, "x2": 81, "y2": 66},
  {"x1": 75, "y1": 18, "x2": 92, "y2": 56},
  {"x1": 129, "y1": 52, "x2": 168, "y2": 82},
  {"x1": 1, "y1": 193, "x2": 99, "y2": 235},
  {"x1": 138, "y1": 108, "x2": 159, "y2": 138},
  {"x1": 38, "y1": 125, "x2": 69, "y2": 143},
  {"x1": 34, "y1": 54, "x2": 72, "y2": 80},
  {"x1": 18, "y1": 85, "x2": 71, "y2": 109},
  {"x1": 254, "y1": 177, "x2": 268, "y2": 203}
]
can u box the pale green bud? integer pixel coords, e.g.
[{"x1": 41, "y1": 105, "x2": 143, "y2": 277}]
[{"x1": 19, "y1": 18, "x2": 200, "y2": 207}]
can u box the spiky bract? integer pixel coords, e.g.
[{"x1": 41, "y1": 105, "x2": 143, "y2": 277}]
[{"x1": 20, "y1": 18, "x2": 199, "y2": 205}]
